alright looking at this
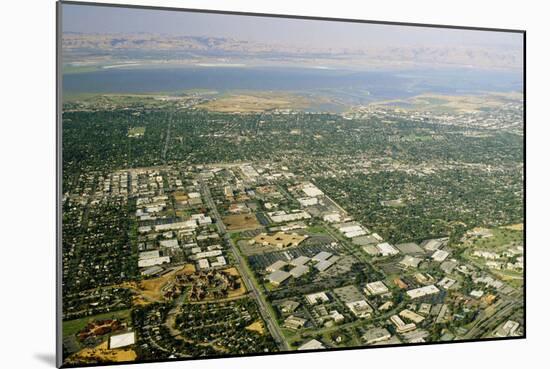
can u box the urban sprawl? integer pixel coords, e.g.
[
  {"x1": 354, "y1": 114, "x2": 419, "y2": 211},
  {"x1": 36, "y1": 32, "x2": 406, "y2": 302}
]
[{"x1": 61, "y1": 93, "x2": 524, "y2": 365}]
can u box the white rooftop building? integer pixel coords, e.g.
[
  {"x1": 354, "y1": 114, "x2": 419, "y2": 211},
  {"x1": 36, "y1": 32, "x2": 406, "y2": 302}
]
[
  {"x1": 266, "y1": 260, "x2": 287, "y2": 272},
  {"x1": 306, "y1": 292, "x2": 329, "y2": 305},
  {"x1": 298, "y1": 339, "x2": 325, "y2": 351},
  {"x1": 138, "y1": 256, "x2": 170, "y2": 268},
  {"x1": 302, "y1": 183, "x2": 324, "y2": 197},
  {"x1": 377, "y1": 242, "x2": 399, "y2": 256},
  {"x1": 406, "y1": 285, "x2": 440, "y2": 299},
  {"x1": 390, "y1": 315, "x2": 416, "y2": 333},
  {"x1": 197, "y1": 258, "x2": 210, "y2": 270},
  {"x1": 346, "y1": 300, "x2": 373, "y2": 318},
  {"x1": 323, "y1": 213, "x2": 342, "y2": 223},
  {"x1": 365, "y1": 281, "x2": 389, "y2": 295},
  {"x1": 437, "y1": 277, "x2": 456, "y2": 290},
  {"x1": 109, "y1": 332, "x2": 135, "y2": 349},
  {"x1": 159, "y1": 239, "x2": 179, "y2": 248},
  {"x1": 431, "y1": 250, "x2": 450, "y2": 262},
  {"x1": 298, "y1": 197, "x2": 319, "y2": 207}
]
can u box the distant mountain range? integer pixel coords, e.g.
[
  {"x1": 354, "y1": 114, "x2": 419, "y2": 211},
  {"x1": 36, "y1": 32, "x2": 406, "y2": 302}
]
[{"x1": 62, "y1": 33, "x2": 523, "y2": 70}]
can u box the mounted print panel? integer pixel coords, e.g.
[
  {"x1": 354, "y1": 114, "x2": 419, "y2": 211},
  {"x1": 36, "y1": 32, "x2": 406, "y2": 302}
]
[{"x1": 57, "y1": 1, "x2": 525, "y2": 367}]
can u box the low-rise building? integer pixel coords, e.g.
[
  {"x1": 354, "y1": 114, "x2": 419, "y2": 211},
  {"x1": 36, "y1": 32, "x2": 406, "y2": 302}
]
[
  {"x1": 495, "y1": 320, "x2": 520, "y2": 337},
  {"x1": 306, "y1": 292, "x2": 329, "y2": 305},
  {"x1": 346, "y1": 300, "x2": 373, "y2": 318},
  {"x1": 315, "y1": 256, "x2": 338, "y2": 272},
  {"x1": 266, "y1": 260, "x2": 287, "y2": 272},
  {"x1": 418, "y1": 303, "x2": 431, "y2": 315},
  {"x1": 362, "y1": 327, "x2": 391, "y2": 345},
  {"x1": 437, "y1": 277, "x2": 456, "y2": 290},
  {"x1": 399, "y1": 255, "x2": 422, "y2": 268},
  {"x1": 252, "y1": 231, "x2": 306, "y2": 248},
  {"x1": 289, "y1": 265, "x2": 309, "y2": 278},
  {"x1": 431, "y1": 249, "x2": 450, "y2": 262},
  {"x1": 406, "y1": 285, "x2": 440, "y2": 299},
  {"x1": 297, "y1": 197, "x2": 318, "y2": 207},
  {"x1": 193, "y1": 250, "x2": 223, "y2": 259},
  {"x1": 266, "y1": 270, "x2": 291, "y2": 286},
  {"x1": 377, "y1": 242, "x2": 399, "y2": 256},
  {"x1": 159, "y1": 239, "x2": 179, "y2": 248},
  {"x1": 390, "y1": 315, "x2": 416, "y2": 333},
  {"x1": 312, "y1": 251, "x2": 332, "y2": 262},
  {"x1": 109, "y1": 332, "x2": 135, "y2": 349},
  {"x1": 283, "y1": 315, "x2": 307, "y2": 330},
  {"x1": 138, "y1": 256, "x2": 170, "y2": 268},
  {"x1": 323, "y1": 212, "x2": 342, "y2": 223},
  {"x1": 470, "y1": 290, "x2": 484, "y2": 298},
  {"x1": 298, "y1": 339, "x2": 325, "y2": 351},
  {"x1": 365, "y1": 281, "x2": 389, "y2": 295},
  {"x1": 210, "y1": 256, "x2": 227, "y2": 268},
  {"x1": 399, "y1": 309, "x2": 425, "y2": 324},
  {"x1": 197, "y1": 258, "x2": 209, "y2": 270},
  {"x1": 329, "y1": 310, "x2": 345, "y2": 323},
  {"x1": 141, "y1": 266, "x2": 163, "y2": 276}
]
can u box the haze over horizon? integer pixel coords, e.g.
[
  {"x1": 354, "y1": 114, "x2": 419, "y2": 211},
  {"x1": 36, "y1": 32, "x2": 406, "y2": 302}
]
[{"x1": 62, "y1": 3, "x2": 523, "y2": 52}]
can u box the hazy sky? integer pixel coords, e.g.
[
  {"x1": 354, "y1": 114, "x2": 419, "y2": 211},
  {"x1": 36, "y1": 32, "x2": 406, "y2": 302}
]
[{"x1": 62, "y1": 3, "x2": 523, "y2": 50}]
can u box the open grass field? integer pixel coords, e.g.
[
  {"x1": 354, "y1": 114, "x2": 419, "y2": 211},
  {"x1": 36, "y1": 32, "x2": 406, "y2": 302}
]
[
  {"x1": 467, "y1": 227, "x2": 523, "y2": 250},
  {"x1": 127, "y1": 126, "x2": 145, "y2": 137},
  {"x1": 196, "y1": 92, "x2": 310, "y2": 113},
  {"x1": 63, "y1": 309, "x2": 132, "y2": 338},
  {"x1": 370, "y1": 92, "x2": 522, "y2": 113}
]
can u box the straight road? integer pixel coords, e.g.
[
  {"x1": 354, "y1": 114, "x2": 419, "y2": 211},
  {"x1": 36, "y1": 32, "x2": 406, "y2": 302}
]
[{"x1": 200, "y1": 180, "x2": 289, "y2": 351}]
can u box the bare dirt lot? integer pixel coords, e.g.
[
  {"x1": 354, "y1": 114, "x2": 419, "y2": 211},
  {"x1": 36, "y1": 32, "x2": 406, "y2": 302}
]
[
  {"x1": 122, "y1": 264, "x2": 196, "y2": 306},
  {"x1": 245, "y1": 320, "x2": 266, "y2": 335},
  {"x1": 196, "y1": 92, "x2": 310, "y2": 113},
  {"x1": 222, "y1": 213, "x2": 261, "y2": 231},
  {"x1": 66, "y1": 341, "x2": 137, "y2": 364}
]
